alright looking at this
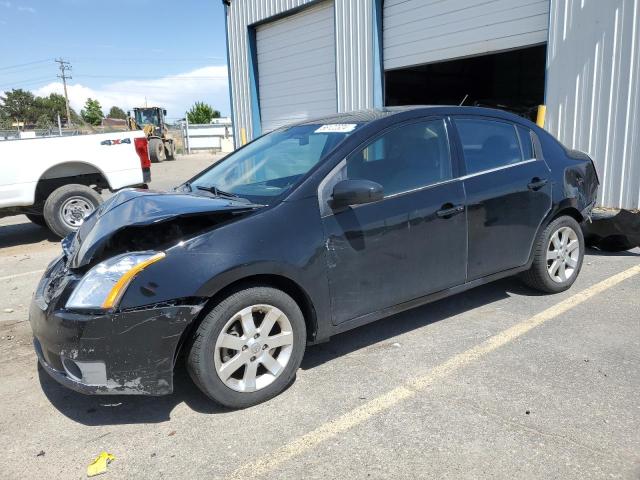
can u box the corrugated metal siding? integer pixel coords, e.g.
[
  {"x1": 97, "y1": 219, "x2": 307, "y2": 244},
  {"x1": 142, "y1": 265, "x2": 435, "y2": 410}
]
[
  {"x1": 257, "y1": 1, "x2": 337, "y2": 131},
  {"x1": 227, "y1": 0, "x2": 375, "y2": 142},
  {"x1": 383, "y1": 0, "x2": 550, "y2": 70},
  {"x1": 546, "y1": 0, "x2": 640, "y2": 209},
  {"x1": 335, "y1": 0, "x2": 375, "y2": 111}
]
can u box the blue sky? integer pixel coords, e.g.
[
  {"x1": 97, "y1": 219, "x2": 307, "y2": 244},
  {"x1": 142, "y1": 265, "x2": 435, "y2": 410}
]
[{"x1": 0, "y1": 0, "x2": 230, "y2": 120}]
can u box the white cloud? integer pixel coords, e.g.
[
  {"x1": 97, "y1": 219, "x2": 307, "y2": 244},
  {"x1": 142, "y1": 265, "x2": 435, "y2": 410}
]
[
  {"x1": 33, "y1": 65, "x2": 230, "y2": 120},
  {"x1": 17, "y1": 5, "x2": 35, "y2": 13},
  {"x1": 0, "y1": 1, "x2": 11, "y2": 8}
]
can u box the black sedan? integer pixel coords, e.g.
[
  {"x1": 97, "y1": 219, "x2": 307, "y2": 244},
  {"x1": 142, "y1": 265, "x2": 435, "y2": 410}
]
[{"x1": 30, "y1": 107, "x2": 599, "y2": 408}]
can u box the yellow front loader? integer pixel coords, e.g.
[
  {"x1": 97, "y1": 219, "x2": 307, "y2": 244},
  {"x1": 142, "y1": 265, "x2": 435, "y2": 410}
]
[{"x1": 127, "y1": 107, "x2": 175, "y2": 163}]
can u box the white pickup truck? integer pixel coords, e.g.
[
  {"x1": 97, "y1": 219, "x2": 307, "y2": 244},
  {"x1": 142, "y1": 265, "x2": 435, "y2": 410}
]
[{"x1": 0, "y1": 131, "x2": 151, "y2": 237}]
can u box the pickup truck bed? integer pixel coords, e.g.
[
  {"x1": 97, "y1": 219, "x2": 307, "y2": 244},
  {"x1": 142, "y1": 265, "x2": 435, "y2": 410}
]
[{"x1": 0, "y1": 131, "x2": 151, "y2": 237}]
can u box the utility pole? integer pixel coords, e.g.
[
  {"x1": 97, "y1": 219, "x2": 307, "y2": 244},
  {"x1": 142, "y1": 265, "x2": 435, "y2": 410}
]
[{"x1": 55, "y1": 58, "x2": 73, "y2": 127}]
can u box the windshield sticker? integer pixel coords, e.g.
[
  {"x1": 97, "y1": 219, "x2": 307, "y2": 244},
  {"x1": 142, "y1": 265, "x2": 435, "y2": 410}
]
[{"x1": 314, "y1": 124, "x2": 357, "y2": 133}]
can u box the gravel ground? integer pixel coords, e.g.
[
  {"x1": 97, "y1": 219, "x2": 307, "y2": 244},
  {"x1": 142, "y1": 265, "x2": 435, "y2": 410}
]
[{"x1": 0, "y1": 153, "x2": 638, "y2": 479}]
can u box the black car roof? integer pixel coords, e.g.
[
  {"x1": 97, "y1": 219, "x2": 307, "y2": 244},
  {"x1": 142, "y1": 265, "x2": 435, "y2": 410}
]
[{"x1": 296, "y1": 106, "x2": 537, "y2": 129}]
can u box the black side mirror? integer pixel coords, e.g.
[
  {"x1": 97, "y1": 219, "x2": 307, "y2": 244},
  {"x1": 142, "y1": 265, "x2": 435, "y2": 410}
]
[{"x1": 330, "y1": 179, "x2": 384, "y2": 210}]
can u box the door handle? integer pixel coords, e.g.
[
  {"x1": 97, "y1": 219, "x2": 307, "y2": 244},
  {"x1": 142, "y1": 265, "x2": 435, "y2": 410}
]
[
  {"x1": 436, "y1": 204, "x2": 464, "y2": 218},
  {"x1": 528, "y1": 178, "x2": 549, "y2": 191}
]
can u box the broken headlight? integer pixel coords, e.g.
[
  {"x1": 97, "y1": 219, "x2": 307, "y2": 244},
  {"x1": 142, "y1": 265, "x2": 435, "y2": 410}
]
[{"x1": 66, "y1": 252, "x2": 165, "y2": 310}]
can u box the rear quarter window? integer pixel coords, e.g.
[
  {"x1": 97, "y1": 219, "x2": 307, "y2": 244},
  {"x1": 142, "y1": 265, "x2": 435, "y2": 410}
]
[{"x1": 516, "y1": 125, "x2": 535, "y2": 160}]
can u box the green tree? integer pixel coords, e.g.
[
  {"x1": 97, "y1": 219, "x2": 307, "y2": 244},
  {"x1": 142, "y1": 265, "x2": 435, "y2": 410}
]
[
  {"x1": 187, "y1": 101, "x2": 220, "y2": 124},
  {"x1": 81, "y1": 98, "x2": 104, "y2": 126},
  {"x1": 0, "y1": 112, "x2": 11, "y2": 129},
  {"x1": 0, "y1": 89, "x2": 36, "y2": 126},
  {"x1": 107, "y1": 106, "x2": 127, "y2": 119},
  {"x1": 33, "y1": 93, "x2": 74, "y2": 127}
]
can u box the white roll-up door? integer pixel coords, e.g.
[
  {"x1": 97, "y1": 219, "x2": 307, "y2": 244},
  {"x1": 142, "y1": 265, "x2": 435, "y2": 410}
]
[
  {"x1": 256, "y1": 1, "x2": 337, "y2": 132},
  {"x1": 383, "y1": 0, "x2": 550, "y2": 70}
]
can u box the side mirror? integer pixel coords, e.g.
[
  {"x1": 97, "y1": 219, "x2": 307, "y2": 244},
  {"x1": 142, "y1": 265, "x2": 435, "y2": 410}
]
[
  {"x1": 163, "y1": 109, "x2": 167, "y2": 116},
  {"x1": 330, "y1": 179, "x2": 384, "y2": 210}
]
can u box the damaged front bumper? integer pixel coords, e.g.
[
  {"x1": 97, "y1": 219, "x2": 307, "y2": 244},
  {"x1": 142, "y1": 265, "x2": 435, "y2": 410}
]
[{"x1": 29, "y1": 257, "x2": 204, "y2": 396}]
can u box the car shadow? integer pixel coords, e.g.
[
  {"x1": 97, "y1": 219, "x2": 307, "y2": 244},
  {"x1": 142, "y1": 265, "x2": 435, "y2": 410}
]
[
  {"x1": 0, "y1": 219, "x2": 58, "y2": 249},
  {"x1": 302, "y1": 278, "x2": 519, "y2": 370},
  {"x1": 37, "y1": 276, "x2": 540, "y2": 426}
]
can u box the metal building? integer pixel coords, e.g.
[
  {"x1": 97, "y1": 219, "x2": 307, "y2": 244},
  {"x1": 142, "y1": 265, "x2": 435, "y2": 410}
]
[{"x1": 223, "y1": 0, "x2": 640, "y2": 208}]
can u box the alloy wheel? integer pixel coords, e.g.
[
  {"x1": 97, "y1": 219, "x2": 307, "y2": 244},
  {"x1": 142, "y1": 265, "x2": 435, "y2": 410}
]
[
  {"x1": 546, "y1": 226, "x2": 580, "y2": 283},
  {"x1": 214, "y1": 304, "x2": 294, "y2": 393}
]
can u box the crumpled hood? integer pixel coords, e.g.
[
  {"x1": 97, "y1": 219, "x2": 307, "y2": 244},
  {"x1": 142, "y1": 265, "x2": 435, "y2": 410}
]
[{"x1": 67, "y1": 188, "x2": 260, "y2": 268}]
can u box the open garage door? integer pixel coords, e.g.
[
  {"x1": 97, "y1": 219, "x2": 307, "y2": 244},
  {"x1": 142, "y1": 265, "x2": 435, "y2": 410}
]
[
  {"x1": 382, "y1": 0, "x2": 550, "y2": 120},
  {"x1": 256, "y1": 1, "x2": 337, "y2": 133},
  {"x1": 385, "y1": 45, "x2": 547, "y2": 120},
  {"x1": 383, "y1": 0, "x2": 550, "y2": 70}
]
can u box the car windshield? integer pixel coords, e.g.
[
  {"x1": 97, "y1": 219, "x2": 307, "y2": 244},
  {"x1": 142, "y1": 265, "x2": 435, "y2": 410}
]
[{"x1": 188, "y1": 123, "x2": 359, "y2": 204}]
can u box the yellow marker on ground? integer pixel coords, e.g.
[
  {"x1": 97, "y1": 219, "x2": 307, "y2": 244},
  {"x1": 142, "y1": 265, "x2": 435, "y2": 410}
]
[{"x1": 86, "y1": 451, "x2": 115, "y2": 477}]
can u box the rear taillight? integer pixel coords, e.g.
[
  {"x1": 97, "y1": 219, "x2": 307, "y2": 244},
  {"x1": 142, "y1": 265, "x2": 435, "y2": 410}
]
[{"x1": 134, "y1": 137, "x2": 151, "y2": 169}]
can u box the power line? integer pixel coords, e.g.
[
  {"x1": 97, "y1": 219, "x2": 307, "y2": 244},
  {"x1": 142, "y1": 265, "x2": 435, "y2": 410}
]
[
  {"x1": 74, "y1": 74, "x2": 227, "y2": 80},
  {"x1": 55, "y1": 58, "x2": 73, "y2": 127},
  {"x1": 69, "y1": 57, "x2": 226, "y2": 64},
  {"x1": 0, "y1": 76, "x2": 55, "y2": 89},
  {"x1": 0, "y1": 64, "x2": 53, "y2": 78},
  {"x1": 0, "y1": 58, "x2": 52, "y2": 71}
]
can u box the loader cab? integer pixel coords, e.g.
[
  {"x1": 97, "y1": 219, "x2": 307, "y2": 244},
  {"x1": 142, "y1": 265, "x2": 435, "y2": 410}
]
[{"x1": 133, "y1": 107, "x2": 164, "y2": 130}]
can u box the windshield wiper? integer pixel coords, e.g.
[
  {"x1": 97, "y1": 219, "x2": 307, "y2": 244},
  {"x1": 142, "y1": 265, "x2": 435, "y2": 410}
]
[{"x1": 195, "y1": 184, "x2": 239, "y2": 199}]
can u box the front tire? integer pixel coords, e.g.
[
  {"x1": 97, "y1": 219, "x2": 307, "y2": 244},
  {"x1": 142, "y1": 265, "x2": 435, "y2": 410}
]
[
  {"x1": 43, "y1": 184, "x2": 102, "y2": 238},
  {"x1": 187, "y1": 286, "x2": 306, "y2": 408},
  {"x1": 522, "y1": 215, "x2": 585, "y2": 293},
  {"x1": 149, "y1": 138, "x2": 166, "y2": 163}
]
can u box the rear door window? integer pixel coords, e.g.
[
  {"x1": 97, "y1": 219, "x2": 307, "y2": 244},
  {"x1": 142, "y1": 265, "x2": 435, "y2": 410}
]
[{"x1": 454, "y1": 119, "x2": 524, "y2": 174}]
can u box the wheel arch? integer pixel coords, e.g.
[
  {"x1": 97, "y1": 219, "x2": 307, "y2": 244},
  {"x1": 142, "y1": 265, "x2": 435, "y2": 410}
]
[
  {"x1": 526, "y1": 204, "x2": 585, "y2": 268},
  {"x1": 35, "y1": 162, "x2": 110, "y2": 205},
  {"x1": 551, "y1": 204, "x2": 584, "y2": 223},
  {"x1": 174, "y1": 273, "x2": 319, "y2": 365}
]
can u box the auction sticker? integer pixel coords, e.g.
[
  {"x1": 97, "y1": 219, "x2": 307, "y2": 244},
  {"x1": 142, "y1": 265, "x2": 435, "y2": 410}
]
[{"x1": 315, "y1": 124, "x2": 357, "y2": 133}]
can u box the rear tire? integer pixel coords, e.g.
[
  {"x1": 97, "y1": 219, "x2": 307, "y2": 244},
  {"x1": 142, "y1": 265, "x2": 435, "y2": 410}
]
[
  {"x1": 165, "y1": 141, "x2": 176, "y2": 161},
  {"x1": 521, "y1": 215, "x2": 585, "y2": 293},
  {"x1": 43, "y1": 184, "x2": 102, "y2": 238},
  {"x1": 149, "y1": 138, "x2": 166, "y2": 163},
  {"x1": 25, "y1": 213, "x2": 46, "y2": 227},
  {"x1": 187, "y1": 286, "x2": 306, "y2": 408}
]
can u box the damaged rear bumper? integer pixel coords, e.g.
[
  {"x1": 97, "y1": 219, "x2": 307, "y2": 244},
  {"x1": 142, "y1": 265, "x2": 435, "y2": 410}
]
[{"x1": 30, "y1": 289, "x2": 204, "y2": 396}]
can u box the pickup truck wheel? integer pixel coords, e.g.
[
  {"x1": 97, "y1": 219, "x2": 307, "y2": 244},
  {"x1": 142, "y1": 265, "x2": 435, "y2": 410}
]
[
  {"x1": 43, "y1": 184, "x2": 102, "y2": 238},
  {"x1": 187, "y1": 286, "x2": 306, "y2": 408},
  {"x1": 25, "y1": 213, "x2": 47, "y2": 227},
  {"x1": 149, "y1": 138, "x2": 165, "y2": 163}
]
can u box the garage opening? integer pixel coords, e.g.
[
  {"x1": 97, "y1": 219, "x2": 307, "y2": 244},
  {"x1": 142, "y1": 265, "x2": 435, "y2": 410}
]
[{"x1": 384, "y1": 45, "x2": 547, "y2": 121}]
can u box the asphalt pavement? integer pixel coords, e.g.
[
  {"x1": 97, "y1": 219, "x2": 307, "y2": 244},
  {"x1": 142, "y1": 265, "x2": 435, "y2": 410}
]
[{"x1": 0, "y1": 153, "x2": 638, "y2": 479}]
